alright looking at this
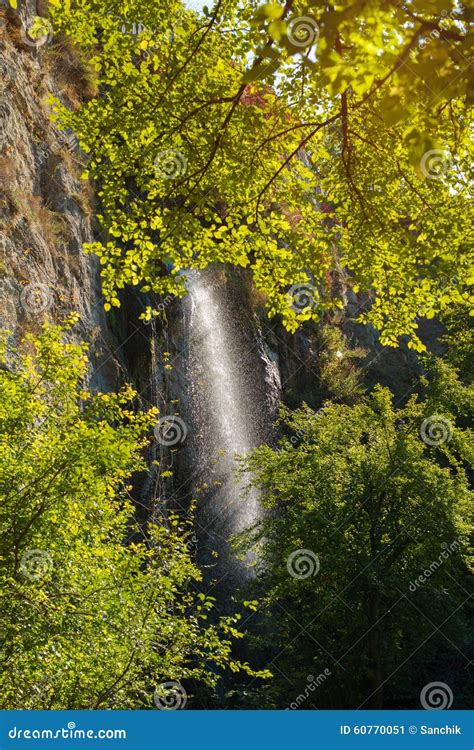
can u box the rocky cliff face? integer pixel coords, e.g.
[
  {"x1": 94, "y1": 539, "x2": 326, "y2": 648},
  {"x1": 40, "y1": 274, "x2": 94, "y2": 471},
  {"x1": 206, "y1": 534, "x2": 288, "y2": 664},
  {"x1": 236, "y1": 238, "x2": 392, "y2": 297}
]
[{"x1": 0, "y1": 0, "x2": 122, "y2": 391}]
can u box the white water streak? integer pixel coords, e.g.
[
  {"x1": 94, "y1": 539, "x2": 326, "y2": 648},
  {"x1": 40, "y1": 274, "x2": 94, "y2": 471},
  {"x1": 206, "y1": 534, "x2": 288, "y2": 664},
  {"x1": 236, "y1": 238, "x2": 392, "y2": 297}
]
[{"x1": 186, "y1": 269, "x2": 260, "y2": 542}]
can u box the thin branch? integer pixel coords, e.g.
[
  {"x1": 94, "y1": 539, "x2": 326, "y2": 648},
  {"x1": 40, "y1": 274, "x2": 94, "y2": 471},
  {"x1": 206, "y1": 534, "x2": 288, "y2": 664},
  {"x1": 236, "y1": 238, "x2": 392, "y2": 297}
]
[{"x1": 154, "y1": 0, "x2": 225, "y2": 109}]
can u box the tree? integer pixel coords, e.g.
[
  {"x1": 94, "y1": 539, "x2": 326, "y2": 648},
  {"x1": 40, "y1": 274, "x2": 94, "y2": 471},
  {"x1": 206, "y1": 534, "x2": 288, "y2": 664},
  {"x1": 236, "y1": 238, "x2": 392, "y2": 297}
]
[
  {"x1": 439, "y1": 304, "x2": 474, "y2": 381},
  {"x1": 0, "y1": 320, "x2": 266, "y2": 709},
  {"x1": 237, "y1": 362, "x2": 473, "y2": 708},
  {"x1": 44, "y1": 0, "x2": 472, "y2": 350}
]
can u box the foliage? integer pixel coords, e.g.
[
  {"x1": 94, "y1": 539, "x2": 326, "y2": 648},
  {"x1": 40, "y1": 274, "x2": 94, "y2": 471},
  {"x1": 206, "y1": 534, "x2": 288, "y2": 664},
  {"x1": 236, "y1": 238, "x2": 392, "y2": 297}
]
[
  {"x1": 0, "y1": 320, "x2": 267, "y2": 709},
  {"x1": 314, "y1": 324, "x2": 367, "y2": 404},
  {"x1": 237, "y1": 362, "x2": 473, "y2": 708},
  {"x1": 439, "y1": 304, "x2": 474, "y2": 381},
  {"x1": 282, "y1": 324, "x2": 367, "y2": 410},
  {"x1": 46, "y1": 0, "x2": 473, "y2": 350}
]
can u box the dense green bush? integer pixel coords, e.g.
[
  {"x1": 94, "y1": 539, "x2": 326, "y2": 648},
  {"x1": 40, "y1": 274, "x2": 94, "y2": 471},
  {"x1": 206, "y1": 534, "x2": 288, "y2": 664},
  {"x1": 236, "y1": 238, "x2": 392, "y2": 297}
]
[{"x1": 238, "y1": 360, "x2": 473, "y2": 708}]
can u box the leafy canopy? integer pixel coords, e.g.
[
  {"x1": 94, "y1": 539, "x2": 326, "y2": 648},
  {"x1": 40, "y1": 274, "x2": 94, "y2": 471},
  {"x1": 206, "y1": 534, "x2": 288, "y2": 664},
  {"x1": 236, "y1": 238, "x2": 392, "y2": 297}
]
[{"x1": 48, "y1": 0, "x2": 473, "y2": 349}]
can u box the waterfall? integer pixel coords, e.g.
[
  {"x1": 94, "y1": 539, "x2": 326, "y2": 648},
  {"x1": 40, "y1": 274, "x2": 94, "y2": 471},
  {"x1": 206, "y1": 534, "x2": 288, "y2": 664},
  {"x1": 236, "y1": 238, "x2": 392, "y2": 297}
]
[{"x1": 182, "y1": 267, "x2": 264, "y2": 587}]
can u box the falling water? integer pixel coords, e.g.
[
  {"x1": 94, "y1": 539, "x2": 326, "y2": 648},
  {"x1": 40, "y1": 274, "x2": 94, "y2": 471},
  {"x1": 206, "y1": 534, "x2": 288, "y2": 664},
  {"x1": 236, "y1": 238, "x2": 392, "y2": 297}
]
[{"x1": 183, "y1": 267, "x2": 264, "y2": 587}]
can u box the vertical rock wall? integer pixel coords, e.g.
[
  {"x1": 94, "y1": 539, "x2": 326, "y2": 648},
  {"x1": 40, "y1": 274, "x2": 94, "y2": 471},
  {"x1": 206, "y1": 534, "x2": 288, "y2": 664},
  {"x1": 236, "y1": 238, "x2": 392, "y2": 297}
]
[{"x1": 0, "y1": 0, "x2": 120, "y2": 391}]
